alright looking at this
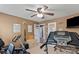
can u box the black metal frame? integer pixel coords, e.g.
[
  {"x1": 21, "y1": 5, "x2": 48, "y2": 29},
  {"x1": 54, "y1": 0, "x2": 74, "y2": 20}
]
[{"x1": 40, "y1": 31, "x2": 79, "y2": 54}]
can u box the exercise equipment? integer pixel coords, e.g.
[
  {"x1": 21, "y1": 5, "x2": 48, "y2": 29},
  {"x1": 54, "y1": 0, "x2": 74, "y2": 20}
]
[
  {"x1": 68, "y1": 32, "x2": 79, "y2": 48},
  {"x1": 54, "y1": 31, "x2": 71, "y2": 46},
  {"x1": 40, "y1": 31, "x2": 79, "y2": 54},
  {"x1": 40, "y1": 32, "x2": 57, "y2": 54},
  {"x1": 0, "y1": 35, "x2": 30, "y2": 54},
  {"x1": 11, "y1": 34, "x2": 30, "y2": 54},
  {"x1": 0, "y1": 38, "x2": 4, "y2": 50},
  {"x1": 5, "y1": 43, "x2": 15, "y2": 54}
]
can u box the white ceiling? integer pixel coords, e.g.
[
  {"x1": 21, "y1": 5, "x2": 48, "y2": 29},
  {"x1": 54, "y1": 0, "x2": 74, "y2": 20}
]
[{"x1": 0, "y1": 4, "x2": 79, "y2": 22}]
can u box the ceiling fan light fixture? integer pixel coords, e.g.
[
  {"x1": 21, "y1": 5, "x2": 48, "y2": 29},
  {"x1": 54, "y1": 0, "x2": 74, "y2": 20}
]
[
  {"x1": 25, "y1": 5, "x2": 54, "y2": 19},
  {"x1": 37, "y1": 14, "x2": 43, "y2": 17},
  {"x1": 41, "y1": 8, "x2": 45, "y2": 12}
]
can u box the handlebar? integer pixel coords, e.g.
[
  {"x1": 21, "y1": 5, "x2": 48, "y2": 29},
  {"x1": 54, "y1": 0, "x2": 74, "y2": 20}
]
[{"x1": 12, "y1": 35, "x2": 21, "y2": 42}]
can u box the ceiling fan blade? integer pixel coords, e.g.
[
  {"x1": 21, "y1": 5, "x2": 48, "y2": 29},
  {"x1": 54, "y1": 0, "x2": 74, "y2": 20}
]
[
  {"x1": 43, "y1": 12, "x2": 54, "y2": 16},
  {"x1": 25, "y1": 9, "x2": 36, "y2": 12},
  {"x1": 43, "y1": 5, "x2": 48, "y2": 10},
  {"x1": 31, "y1": 14, "x2": 37, "y2": 17}
]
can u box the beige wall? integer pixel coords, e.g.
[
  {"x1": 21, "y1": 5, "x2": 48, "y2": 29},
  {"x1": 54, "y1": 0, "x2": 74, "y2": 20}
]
[
  {"x1": 40, "y1": 13, "x2": 79, "y2": 38},
  {"x1": 0, "y1": 12, "x2": 79, "y2": 47},
  {"x1": 0, "y1": 13, "x2": 38, "y2": 47}
]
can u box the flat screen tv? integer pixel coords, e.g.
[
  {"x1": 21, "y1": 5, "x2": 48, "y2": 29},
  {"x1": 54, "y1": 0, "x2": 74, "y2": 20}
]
[{"x1": 67, "y1": 16, "x2": 79, "y2": 28}]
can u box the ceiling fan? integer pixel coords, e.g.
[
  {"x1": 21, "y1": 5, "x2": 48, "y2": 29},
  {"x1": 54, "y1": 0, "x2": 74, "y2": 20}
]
[{"x1": 25, "y1": 5, "x2": 54, "y2": 19}]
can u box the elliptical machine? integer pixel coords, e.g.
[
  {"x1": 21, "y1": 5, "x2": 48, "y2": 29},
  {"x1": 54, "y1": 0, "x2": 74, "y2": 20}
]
[
  {"x1": 11, "y1": 34, "x2": 30, "y2": 54},
  {"x1": 0, "y1": 34, "x2": 30, "y2": 54}
]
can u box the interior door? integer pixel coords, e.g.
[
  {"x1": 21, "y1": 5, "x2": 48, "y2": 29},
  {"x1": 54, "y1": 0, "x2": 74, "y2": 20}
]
[
  {"x1": 40, "y1": 24, "x2": 46, "y2": 43},
  {"x1": 34, "y1": 24, "x2": 40, "y2": 43},
  {"x1": 34, "y1": 24, "x2": 46, "y2": 43}
]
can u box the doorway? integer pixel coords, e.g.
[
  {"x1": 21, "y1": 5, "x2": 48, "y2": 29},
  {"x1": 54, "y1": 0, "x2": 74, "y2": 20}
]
[{"x1": 34, "y1": 24, "x2": 45, "y2": 44}]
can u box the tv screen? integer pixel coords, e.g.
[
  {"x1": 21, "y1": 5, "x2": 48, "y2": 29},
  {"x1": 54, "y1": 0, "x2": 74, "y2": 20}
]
[{"x1": 67, "y1": 16, "x2": 79, "y2": 28}]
